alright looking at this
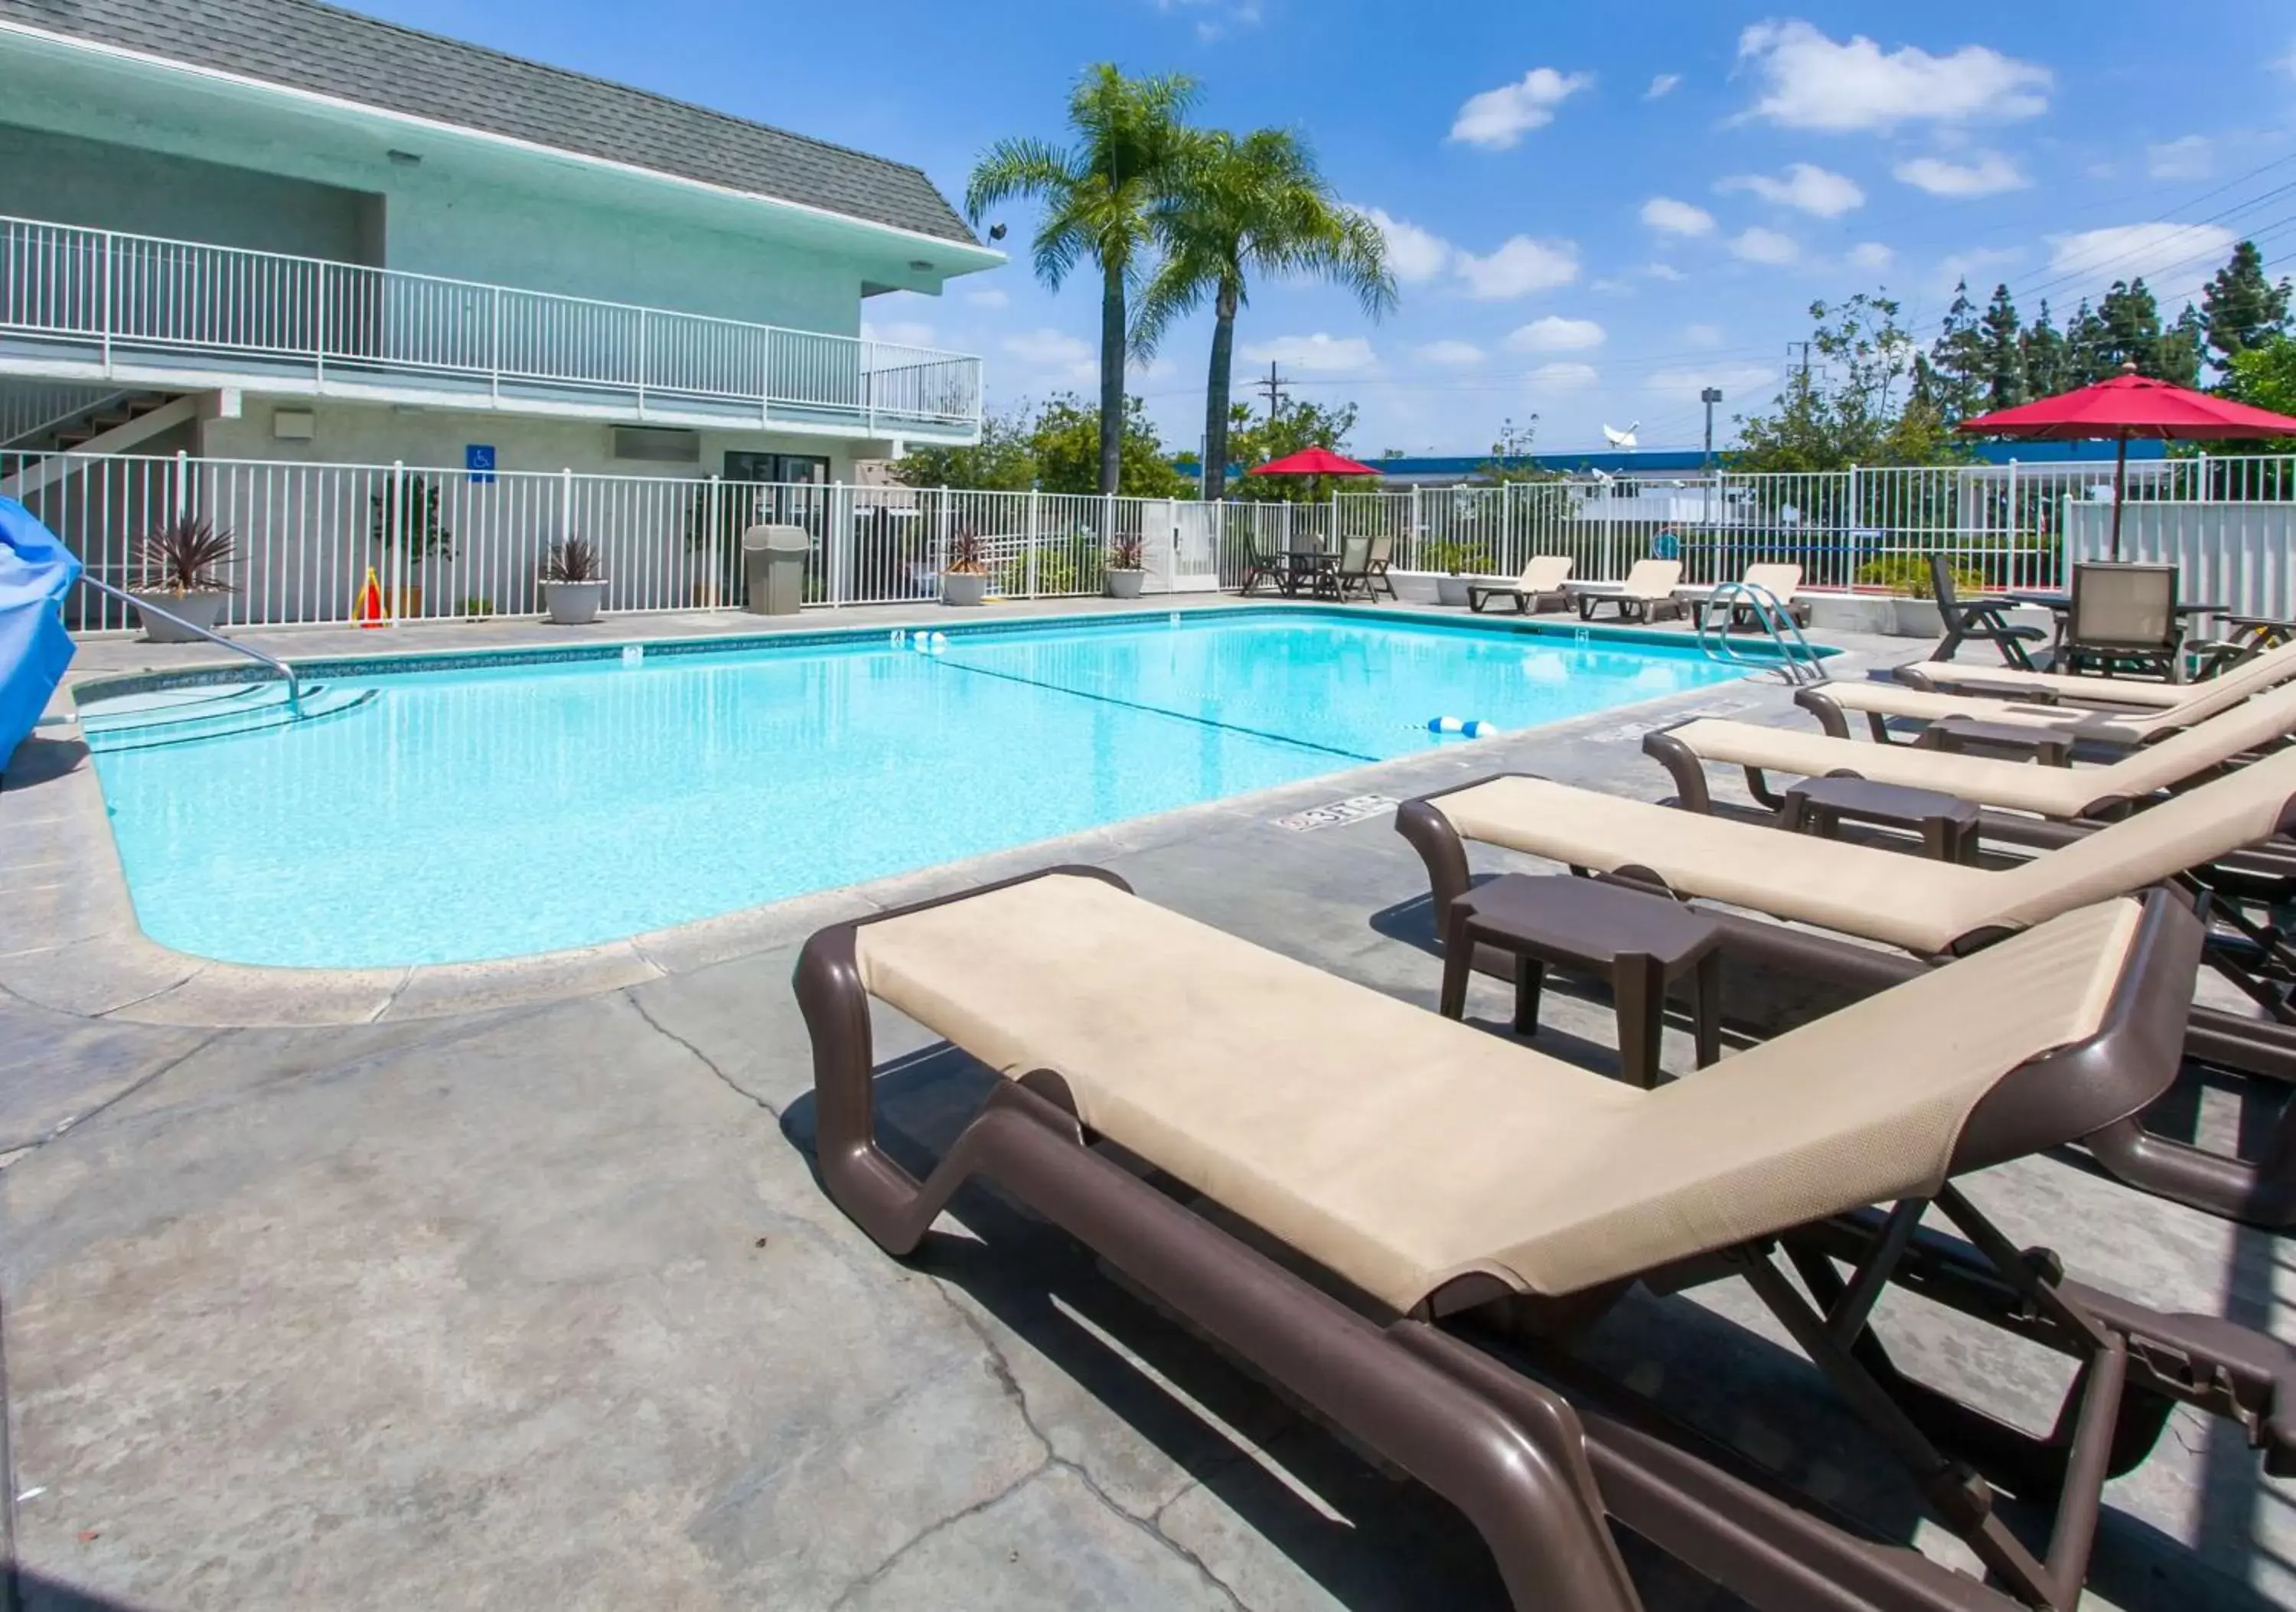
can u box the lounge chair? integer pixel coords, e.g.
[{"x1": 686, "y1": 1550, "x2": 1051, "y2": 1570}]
[
  {"x1": 1643, "y1": 673, "x2": 2296, "y2": 827},
  {"x1": 1927, "y1": 553, "x2": 2047, "y2": 669},
  {"x1": 2059, "y1": 562, "x2": 2183, "y2": 680},
  {"x1": 1799, "y1": 639, "x2": 2296, "y2": 746},
  {"x1": 1676, "y1": 562, "x2": 1812, "y2": 631},
  {"x1": 799, "y1": 868, "x2": 2296, "y2": 1612},
  {"x1": 1468, "y1": 555, "x2": 1574, "y2": 615},
  {"x1": 1567, "y1": 559, "x2": 1684, "y2": 624}
]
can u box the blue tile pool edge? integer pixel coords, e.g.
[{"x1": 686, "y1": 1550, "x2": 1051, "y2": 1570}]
[{"x1": 70, "y1": 602, "x2": 1836, "y2": 707}]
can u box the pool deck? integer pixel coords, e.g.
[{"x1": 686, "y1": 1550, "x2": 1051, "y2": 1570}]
[{"x1": 3, "y1": 601, "x2": 2292, "y2": 1610}]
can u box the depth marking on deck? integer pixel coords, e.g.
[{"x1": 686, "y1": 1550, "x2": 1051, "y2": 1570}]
[
  {"x1": 1271, "y1": 795, "x2": 1398, "y2": 833},
  {"x1": 1588, "y1": 697, "x2": 1759, "y2": 743}
]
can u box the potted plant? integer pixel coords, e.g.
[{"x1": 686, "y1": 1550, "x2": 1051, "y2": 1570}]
[
  {"x1": 941, "y1": 527, "x2": 990, "y2": 606},
  {"x1": 539, "y1": 537, "x2": 608, "y2": 625},
  {"x1": 1104, "y1": 532, "x2": 1146, "y2": 599},
  {"x1": 369, "y1": 475, "x2": 455, "y2": 618},
  {"x1": 129, "y1": 515, "x2": 236, "y2": 642},
  {"x1": 1424, "y1": 538, "x2": 1495, "y2": 608}
]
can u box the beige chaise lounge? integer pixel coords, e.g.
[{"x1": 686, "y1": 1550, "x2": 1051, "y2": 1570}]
[
  {"x1": 1647, "y1": 674, "x2": 2296, "y2": 824},
  {"x1": 1566, "y1": 559, "x2": 1684, "y2": 624},
  {"x1": 1675, "y1": 562, "x2": 1812, "y2": 629},
  {"x1": 1896, "y1": 638, "x2": 2296, "y2": 708},
  {"x1": 1468, "y1": 555, "x2": 1574, "y2": 615},
  {"x1": 1799, "y1": 638, "x2": 2296, "y2": 746}
]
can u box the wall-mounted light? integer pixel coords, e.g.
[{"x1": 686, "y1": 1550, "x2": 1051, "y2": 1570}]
[
  {"x1": 386, "y1": 149, "x2": 422, "y2": 167},
  {"x1": 907, "y1": 259, "x2": 932, "y2": 272}
]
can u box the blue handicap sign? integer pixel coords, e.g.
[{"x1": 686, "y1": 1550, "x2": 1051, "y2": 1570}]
[{"x1": 465, "y1": 443, "x2": 497, "y2": 484}]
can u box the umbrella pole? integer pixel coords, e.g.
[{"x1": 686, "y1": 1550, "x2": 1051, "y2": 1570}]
[{"x1": 2109, "y1": 430, "x2": 2128, "y2": 561}]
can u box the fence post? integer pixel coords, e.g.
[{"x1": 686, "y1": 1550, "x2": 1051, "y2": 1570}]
[
  {"x1": 2197, "y1": 451, "x2": 2211, "y2": 504},
  {"x1": 706, "y1": 474, "x2": 724, "y2": 608},
  {"x1": 1103, "y1": 490, "x2": 1115, "y2": 593},
  {"x1": 100, "y1": 229, "x2": 114, "y2": 374},
  {"x1": 1026, "y1": 487, "x2": 1041, "y2": 599},
  {"x1": 390, "y1": 459, "x2": 408, "y2": 626},
  {"x1": 490, "y1": 286, "x2": 501, "y2": 405},
  {"x1": 935, "y1": 485, "x2": 951, "y2": 592},
  {"x1": 1844, "y1": 463, "x2": 1860, "y2": 592},
  {"x1": 1408, "y1": 485, "x2": 1421, "y2": 567}
]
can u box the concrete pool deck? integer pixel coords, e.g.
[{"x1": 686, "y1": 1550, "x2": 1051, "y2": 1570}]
[{"x1": 3, "y1": 602, "x2": 2292, "y2": 1610}]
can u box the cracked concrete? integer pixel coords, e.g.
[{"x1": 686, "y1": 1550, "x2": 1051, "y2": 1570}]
[{"x1": 4, "y1": 605, "x2": 2294, "y2": 1610}]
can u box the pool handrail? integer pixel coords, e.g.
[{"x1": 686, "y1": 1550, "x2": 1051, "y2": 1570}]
[
  {"x1": 77, "y1": 573, "x2": 305, "y2": 717},
  {"x1": 1693, "y1": 580, "x2": 1823, "y2": 686}
]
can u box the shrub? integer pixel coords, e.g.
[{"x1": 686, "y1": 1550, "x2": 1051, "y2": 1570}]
[
  {"x1": 135, "y1": 515, "x2": 235, "y2": 594},
  {"x1": 1424, "y1": 537, "x2": 1495, "y2": 576},
  {"x1": 1854, "y1": 553, "x2": 1981, "y2": 599},
  {"x1": 540, "y1": 537, "x2": 603, "y2": 582}
]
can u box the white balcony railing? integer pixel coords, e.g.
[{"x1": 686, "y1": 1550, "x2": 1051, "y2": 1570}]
[{"x1": 0, "y1": 214, "x2": 981, "y2": 439}]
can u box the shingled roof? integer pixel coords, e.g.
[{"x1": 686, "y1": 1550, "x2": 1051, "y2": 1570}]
[{"x1": 0, "y1": 0, "x2": 980, "y2": 246}]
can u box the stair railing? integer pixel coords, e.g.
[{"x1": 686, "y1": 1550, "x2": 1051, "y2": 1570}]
[{"x1": 76, "y1": 574, "x2": 304, "y2": 716}]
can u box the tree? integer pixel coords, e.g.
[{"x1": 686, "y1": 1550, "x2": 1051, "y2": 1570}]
[
  {"x1": 2157, "y1": 303, "x2": 2206, "y2": 389},
  {"x1": 965, "y1": 65, "x2": 1199, "y2": 495},
  {"x1": 2095, "y1": 279, "x2": 2163, "y2": 377},
  {"x1": 2020, "y1": 300, "x2": 2068, "y2": 399},
  {"x1": 2203, "y1": 240, "x2": 2291, "y2": 374},
  {"x1": 1978, "y1": 284, "x2": 2025, "y2": 411},
  {"x1": 1134, "y1": 127, "x2": 1394, "y2": 501},
  {"x1": 1727, "y1": 292, "x2": 1962, "y2": 472},
  {"x1": 1476, "y1": 416, "x2": 1559, "y2": 484},
  {"x1": 890, "y1": 410, "x2": 1038, "y2": 492},
  {"x1": 2226, "y1": 334, "x2": 2296, "y2": 416},
  {"x1": 890, "y1": 393, "x2": 1189, "y2": 497},
  {"x1": 1224, "y1": 399, "x2": 1365, "y2": 502},
  {"x1": 2065, "y1": 299, "x2": 2111, "y2": 385},
  {"x1": 1925, "y1": 279, "x2": 1987, "y2": 421}
]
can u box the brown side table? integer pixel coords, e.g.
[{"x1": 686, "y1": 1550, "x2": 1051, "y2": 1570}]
[
  {"x1": 1439, "y1": 873, "x2": 1722, "y2": 1088},
  {"x1": 1780, "y1": 775, "x2": 1983, "y2": 863},
  {"x1": 1921, "y1": 716, "x2": 2076, "y2": 768}
]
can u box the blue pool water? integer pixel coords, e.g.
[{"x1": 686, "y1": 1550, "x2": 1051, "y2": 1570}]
[{"x1": 89, "y1": 610, "x2": 1763, "y2": 967}]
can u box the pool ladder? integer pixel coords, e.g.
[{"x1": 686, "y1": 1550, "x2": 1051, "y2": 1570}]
[{"x1": 1691, "y1": 581, "x2": 1825, "y2": 687}]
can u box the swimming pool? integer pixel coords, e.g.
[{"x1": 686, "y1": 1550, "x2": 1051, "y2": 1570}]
[{"x1": 86, "y1": 609, "x2": 1777, "y2": 968}]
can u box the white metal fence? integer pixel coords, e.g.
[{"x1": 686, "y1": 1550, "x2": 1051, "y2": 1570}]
[
  {"x1": 0, "y1": 214, "x2": 981, "y2": 436},
  {"x1": 11, "y1": 447, "x2": 2295, "y2": 631}
]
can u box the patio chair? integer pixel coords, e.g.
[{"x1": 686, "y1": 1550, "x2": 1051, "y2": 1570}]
[
  {"x1": 1640, "y1": 672, "x2": 2296, "y2": 830},
  {"x1": 1238, "y1": 533, "x2": 1287, "y2": 596},
  {"x1": 1330, "y1": 534, "x2": 1375, "y2": 601},
  {"x1": 1730, "y1": 562, "x2": 1811, "y2": 629},
  {"x1": 1468, "y1": 555, "x2": 1574, "y2": 615},
  {"x1": 1797, "y1": 638, "x2": 2296, "y2": 747},
  {"x1": 1927, "y1": 553, "x2": 2047, "y2": 670},
  {"x1": 2060, "y1": 562, "x2": 2182, "y2": 680},
  {"x1": 800, "y1": 868, "x2": 2296, "y2": 1611},
  {"x1": 1363, "y1": 532, "x2": 1397, "y2": 599},
  {"x1": 1567, "y1": 559, "x2": 1684, "y2": 623}
]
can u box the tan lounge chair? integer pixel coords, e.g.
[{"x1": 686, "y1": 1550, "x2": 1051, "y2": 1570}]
[
  {"x1": 1678, "y1": 562, "x2": 1812, "y2": 629},
  {"x1": 800, "y1": 868, "x2": 2296, "y2": 1612},
  {"x1": 1567, "y1": 559, "x2": 1684, "y2": 624},
  {"x1": 1645, "y1": 674, "x2": 2296, "y2": 825},
  {"x1": 1901, "y1": 637, "x2": 2296, "y2": 707},
  {"x1": 1468, "y1": 555, "x2": 1574, "y2": 614}
]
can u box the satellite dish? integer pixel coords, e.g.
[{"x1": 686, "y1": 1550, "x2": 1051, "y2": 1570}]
[
  {"x1": 1588, "y1": 467, "x2": 1616, "y2": 485},
  {"x1": 1600, "y1": 421, "x2": 1640, "y2": 449}
]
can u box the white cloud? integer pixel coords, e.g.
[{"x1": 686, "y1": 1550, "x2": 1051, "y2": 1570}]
[
  {"x1": 1649, "y1": 363, "x2": 1776, "y2": 401},
  {"x1": 1239, "y1": 333, "x2": 1378, "y2": 373},
  {"x1": 1002, "y1": 328, "x2": 1096, "y2": 381},
  {"x1": 1645, "y1": 73, "x2": 1681, "y2": 100},
  {"x1": 1641, "y1": 196, "x2": 1716, "y2": 237},
  {"x1": 1893, "y1": 152, "x2": 2028, "y2": 197},
  {"x1": 1354, "y1": 205, "x2": 1452, "y2": 282},
  {"x1": 1453, "y1": 235, "x2": 1580, "y2": 299},
  {"x1": 1449, "y1": 67, "x2": 1593, "y2": 149},
  {"x1": 1507, "y1": 315, "x2": 1606, "y2": 352},
  {"x1": 1153, "y1": 0, "x2": 1263, "y2": 43},
  {"x1": 1728, "y1": 227, "x2": 1799, "y2": 266},
  {"x1": 1935, "y1": 246, "x2": 2024, "y2": 292},
  {"x1": 1684, "y1": 322, "x2": 1723, "y2": 348},
  {"x1": 1414, "y1": 339, "x2": 1486, "y2": 367},
  {"x1": 2147, "y1": 135, "x2": 2213, "y2": 181},
  {"x1": 1737, "y1": 20, "x2": 2051, "y2": 132},
  {"x1": 863, "y1": 319, "x2": 938, "y2": 348},
  {"x1": 963, "y1": 287, "x2": 1009, "y2": 308},
  {"x1": 2046, "y1": 222, "x2": 2238, "y2": 302},
  {"x1": 1847, "y1": 241, "x2": 1895, "y2": 272},
  {"x1": 1645, "y1": 263, "x2": 1688, "y2": 282},
  {"x1": 1717, "y1": 162, "x2": 1864, "y2": 217},
  {"x1": 1528, "y1": 361, "x2": 1600, "y2": 391}
]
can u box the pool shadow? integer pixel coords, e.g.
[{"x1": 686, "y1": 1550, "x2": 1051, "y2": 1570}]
[{"x1": 0, "y1": 734, "x2": 86, "y2": 795}]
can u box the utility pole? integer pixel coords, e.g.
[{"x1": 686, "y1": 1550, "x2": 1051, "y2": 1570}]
[
  {"x1": 1787, "y1": 341, "x2": 1813, "y2": 379},
  {"x1": 1254, "y1": 362, "x2": 1290, "y2": 423},
  {"x1": 1700, "y1": 387, "x2": 1722, "y2": 473}
]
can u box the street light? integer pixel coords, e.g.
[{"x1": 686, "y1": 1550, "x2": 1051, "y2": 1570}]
[{"x1": 1699, "y1": 387, "x2": 1723, "y2": 473}]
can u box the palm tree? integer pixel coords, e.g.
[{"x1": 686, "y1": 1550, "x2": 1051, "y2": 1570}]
[
  {"x1": 966, "y1": 65, "x2": 1199, "y2": 496},
  {"x1": 1136, "y1": 129, "x2": 1395, "y2": 501}
]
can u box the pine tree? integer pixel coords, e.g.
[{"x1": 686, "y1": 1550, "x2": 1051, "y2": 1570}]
[
  {"x1": 2097, "y1": 279, "x2": 2164, "y2": 377},
  {"x1": 1978, "y1": 283, "x2": 2024, "y2": 410},
  {"x1": 2202, "y1": 240, "x2": 2292, "y2": 374},
  {"x1": 2065, "y1": 299, "x2": 2110, "y2": 386},
  {"x1": 2156, "y1": 304, "x2": 2206, "y2": 388},
  {"x1": 2020, "y1": 300, "x2": 2068, "y2": 398},
  {"x1": 1925, "y1": 279, "x2": 1988, "y2": 420}
]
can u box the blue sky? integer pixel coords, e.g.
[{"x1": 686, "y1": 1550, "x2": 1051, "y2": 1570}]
[{"x1": 364, "y1": 0, "x2": 2296, "y2": 456}]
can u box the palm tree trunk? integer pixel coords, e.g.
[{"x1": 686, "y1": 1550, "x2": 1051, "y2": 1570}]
[
  {"x1": 1098, "y1": 269, "x2": 1126, "y2": 495},
  {"x1": 1203, "y1": 282, "x2": 1238, "y2": 502}
]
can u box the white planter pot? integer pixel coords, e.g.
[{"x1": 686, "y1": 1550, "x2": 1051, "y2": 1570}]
[
  {"x1": 1104, "y1": 569, "x2": 1146, "y2": 600},
  {"x1": 942, "y1": 571, "x2": 989, "y2": 607},
  {"x1": 131, "y1": 589, "x2": 232, "y2": 643},
  {"x1": 1434, "y1": 576, "x2": 1472, "y2": 608},
  {"x1": 542, "y1": 579, "x2": 607, "y2": 625}
]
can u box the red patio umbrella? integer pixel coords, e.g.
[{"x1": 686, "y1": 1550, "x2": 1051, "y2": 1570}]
[
  {"x1": 1958, "y1": 364, "x2": 2296, "y2": 557},
  {"x1": 1245, "y1": 445, "x2": 1381, "y2": 478}
]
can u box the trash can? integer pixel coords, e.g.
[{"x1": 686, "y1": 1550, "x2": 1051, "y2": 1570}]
[{"x1": 742, "y1": 524, "x2": 810, "y2": 615}]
